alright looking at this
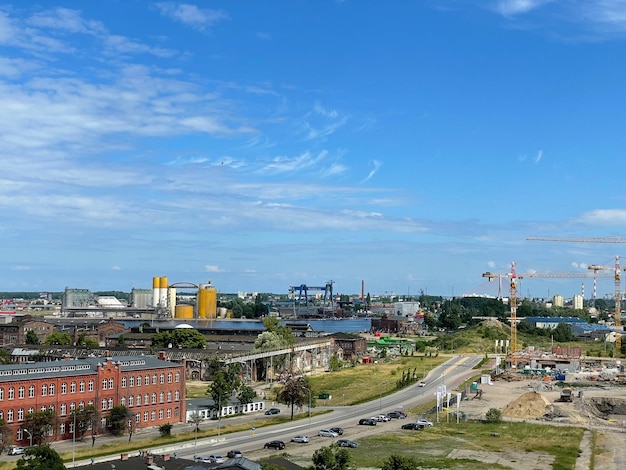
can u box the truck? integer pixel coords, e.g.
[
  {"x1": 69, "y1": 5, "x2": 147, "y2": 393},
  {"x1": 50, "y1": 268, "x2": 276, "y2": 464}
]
[{"x1": 560, "y1": 387, "x2": 573, "y2": 402}]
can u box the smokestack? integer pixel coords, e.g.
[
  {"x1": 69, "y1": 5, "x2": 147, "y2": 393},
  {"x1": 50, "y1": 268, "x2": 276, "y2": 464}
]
[{"x1": 361, "y1": 280, "x2": 364, "y2": 300}]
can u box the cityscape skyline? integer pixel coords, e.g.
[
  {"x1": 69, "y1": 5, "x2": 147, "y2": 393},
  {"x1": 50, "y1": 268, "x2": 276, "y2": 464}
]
[{"x1": 3, "y1": 2, "x2": 626, "y2": 298}]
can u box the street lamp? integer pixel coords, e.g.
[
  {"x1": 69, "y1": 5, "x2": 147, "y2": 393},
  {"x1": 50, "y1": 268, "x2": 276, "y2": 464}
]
[
  {"x1": 72, "y1": 413, "x2": 76, "y2": 468},
  {"x1": 297, "y1": 385, "x2": 312, "y2": 431}
]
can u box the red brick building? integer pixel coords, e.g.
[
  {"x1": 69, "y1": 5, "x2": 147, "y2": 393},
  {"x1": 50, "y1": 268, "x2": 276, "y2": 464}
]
[{"x1": 0, "y1": 353, "x2": 186, "y2": 445}]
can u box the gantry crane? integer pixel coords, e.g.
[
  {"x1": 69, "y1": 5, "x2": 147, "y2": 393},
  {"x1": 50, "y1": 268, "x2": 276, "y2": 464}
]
[
  {"x1": 588, "y1": 257, "x2": 623, "y2": 354},
  {"x1": 483, "y1": 263, "x2": 615, "y2": 367}
]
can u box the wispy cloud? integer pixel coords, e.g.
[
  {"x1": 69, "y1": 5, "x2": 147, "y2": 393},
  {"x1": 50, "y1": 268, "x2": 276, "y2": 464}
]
[
  {"x1": 155, "y1": 2, "x2": 229, "y2": 31},
  {"x1": 494, "y1": 0, "x2": 552, "y2": 17},
  {"x1": 205, "y1": 265, "x2": 223, "y2": 273},
  {"x1": 534, "y1": 150, "x2": 543, "y2": 163},
  {"x1": 577, "y1": 209, "x2": 626, "y2": 225},
  {"x1": 362, "y1": 160, "x2": 382, "y2": 183}
]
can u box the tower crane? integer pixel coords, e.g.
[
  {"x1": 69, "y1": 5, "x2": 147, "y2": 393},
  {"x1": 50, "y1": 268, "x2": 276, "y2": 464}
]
[
  {"x1": 588, "y1": 257, "x2": 623, "y2": 354},
  {"x1": 482, "y1": 263, "x2": 615, "y2": 368},
  {"x1": 527, "y1": 236, "x2": 626, "y2": 243}
]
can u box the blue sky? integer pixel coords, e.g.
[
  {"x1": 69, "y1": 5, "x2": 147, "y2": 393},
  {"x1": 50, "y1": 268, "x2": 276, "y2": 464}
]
[{"x1": 2, "y1": 1, "x2": 626, "y2": 299}]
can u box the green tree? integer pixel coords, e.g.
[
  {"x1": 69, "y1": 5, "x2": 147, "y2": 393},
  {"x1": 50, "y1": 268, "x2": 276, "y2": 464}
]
[
  {"x1": 76, "y1": 333, "x2": 98, "y2": 348},
  {"x1": 70, "y1": 404, "x2": 98, "y2": 441},
  {"x1": 0, "y1": 418, "x2": 13, "y2": 454},
  {"x1": 23, "y1": 410, "x2": 56, "y2": 446},
  {"x1": 44, "y1": 332, "x2": 72, "y2": 346},
  {"x1": 328, "y1": 354, "x2": 342, "y2": 371},
  {"x1": 159, "y1": 423, "x2": 173, "y2": 437},
  {"x1": 312, "y1": 445, "x2": 354, "y2": 470},
  {"x1": 0, "y1": 349, "x2": 11, "y2": 365},
  {"x1": 237, "y1": 384, "x2": 257, "y2": 405},
  {"x1": 485, "y1": 408, "x2": 502, "y2": 423},
  {"x1": 277, "y1": 376, "x2": 311, "y2": 420},
  {"x1": 108, "y1": 406, "x2": 130, "y2": 436},
  {"x1": 16, "y1": 445, "x2": 66, "y2": 470},
  {"x1": 381, "y1": 454, "x2": 420, "y2": 470},
  {"x1": 25, "y1": 330, "x2": 40, "y2": 345},
  {"x1": 552, "y1": 322, "x2": 573, "y2": 342},
  {"x1": 152, "y1": 328, "x2": 206, "y2": 349}
]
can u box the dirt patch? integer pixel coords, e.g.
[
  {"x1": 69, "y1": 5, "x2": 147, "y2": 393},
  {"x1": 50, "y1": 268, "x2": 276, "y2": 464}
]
[{"x1": 502, "y1": 391, "x2": 551, "y2": 419}]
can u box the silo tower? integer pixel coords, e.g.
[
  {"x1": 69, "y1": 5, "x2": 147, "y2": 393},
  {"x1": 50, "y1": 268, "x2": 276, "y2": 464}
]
[{"x1": 197, "y1": 281, "x2": 217, "y2": 319}]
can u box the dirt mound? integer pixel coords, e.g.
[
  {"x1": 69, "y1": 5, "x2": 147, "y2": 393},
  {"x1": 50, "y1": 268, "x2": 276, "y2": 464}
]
[{"x1": 502, "y1": 391, "x2": 551, "y2": 419}]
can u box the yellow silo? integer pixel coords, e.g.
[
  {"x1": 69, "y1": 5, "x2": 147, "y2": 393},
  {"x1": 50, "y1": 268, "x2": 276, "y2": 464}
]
[
  {"x1": 175, "y1": 304, "x2": 193, "y2": 319},
  {"x1": 197, "y1": 282, "x2": 217, "y2": 319},
  {"x1": 159, "y1": 276, "x2": 168, "y2": 306}
]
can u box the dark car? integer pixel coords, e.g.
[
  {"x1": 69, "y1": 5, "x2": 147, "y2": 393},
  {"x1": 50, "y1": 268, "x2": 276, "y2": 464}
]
[
  {"x1": 387, "y1": 411, "x2": 407, "y2": 419},
  {"x1": 337, "y1": 439, "x2": 358, "y2": 448},
  {"x1": 330, "y1": 426, "x2": 344, "y2": 436},
  {"x1": 227, "y1": 450, "x2": 243, "y2": 458},
  {"x1": 401, "y1": 422, "x2": 425, "y2": 430},
  {"x1": 264, "y1": 440, "x2": 286, "y2": 450},
  {"x1": 265, "y1": 408, "x2": 281, "y2": 415},
  {"x1": 359, "y1": 418, "x2": 377, "y2": 426}
]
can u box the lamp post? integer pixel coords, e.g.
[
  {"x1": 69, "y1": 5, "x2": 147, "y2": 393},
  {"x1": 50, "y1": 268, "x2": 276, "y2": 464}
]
[
  {"x1": 307, "y1": 387, "x2": 311, "y2": 432},
  {"x1": 72, "y1": 413, "x2": 76, "y2": 468}
]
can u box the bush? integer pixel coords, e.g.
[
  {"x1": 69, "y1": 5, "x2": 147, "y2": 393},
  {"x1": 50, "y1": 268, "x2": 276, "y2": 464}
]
[
  {"x1": 485, "y1": 408, "x2": 502, "y2": 423},
  {"x1": 159, "y1": 423, "x2": 173, "y2": 437}
]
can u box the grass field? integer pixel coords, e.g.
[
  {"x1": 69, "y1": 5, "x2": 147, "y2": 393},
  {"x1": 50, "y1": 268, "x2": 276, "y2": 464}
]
[
  {"x1": 323, "y1": 421, "x2": 584, "y2": 470},
  {"x1": 305, "y1": 355, "x2": 446, "y2": 406}
]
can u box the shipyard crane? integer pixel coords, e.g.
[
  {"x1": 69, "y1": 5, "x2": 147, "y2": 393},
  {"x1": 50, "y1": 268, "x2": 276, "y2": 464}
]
[
  {"x1": 588, "y1": 257, "x2": 623, "y2": 354},
  {"x1": 482, "y1": 264, "x2": 615, "y2": 367}
]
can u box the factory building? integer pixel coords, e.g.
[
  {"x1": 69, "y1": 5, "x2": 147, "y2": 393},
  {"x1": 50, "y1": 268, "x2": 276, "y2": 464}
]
[{"x1": 0, "y1": 353, "x2": 186, "y2": 445}]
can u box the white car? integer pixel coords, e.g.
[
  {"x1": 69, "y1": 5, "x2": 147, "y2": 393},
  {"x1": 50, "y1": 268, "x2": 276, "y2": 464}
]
[
  {"x1": 209, "y1": 455, "x2": 225, "y2": 463},
  {"x1": 291, "y1": 435, "x2": 309, "y2": 443},
  {"x1": 375, "y1": 414, "x2": 391, "y2": 422},
  {"x1": 9, "y1": 447, "x2": 25, "y2": 456},
  {"x1": 419, "y1": 381, "x2": 426, "y2": 387},
  {"x1": 318, "y1": 428, "x2": 340, "y2": 437},
  {"x1": 416, "y1": 418, "x2": 433, "y2": 427}
]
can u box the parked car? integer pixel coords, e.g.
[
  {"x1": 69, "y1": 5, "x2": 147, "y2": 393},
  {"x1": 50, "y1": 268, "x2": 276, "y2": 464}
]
[
  {"x1": 375, "y1": 414, "x2": 391, "y2": 422},
  {"x1": 337, "y1": 439, "x2": 358, "y2": 448},
  {"x1": 208, "y1": 455, "x2": 225, "y2": 463},
  {"x1": 291, "y1": 435, "x2": 309, "y2": 443},
  {"x1": 264, "y1": 440, "x2": 286, "y2": 450},
  {"x1": 330, "y1": 426, "x2": 344, "y2": 435},
  {"x1": 319, "y1": 428, "x2": 340, "y2": 437},
  {"x1": 265, "y1": 408, "x2": 281, "y2": 415},
  {"x1": 359, "y1": 418, "x2": 377, "y2": 426},
  {"x1": 197, "y1": 456, "x2": 213, "y2": 463},
  {"x1": 227, "y1": 450, "x2": 243, "y2": 458},
  {"x1": 402, "y1": 422, "x2": 425, "y2": 430},
  {"x1": 8, "y1": 447, "x2": 25, "y2": 456},
  {"x1": 386, "y1": 411, "x2": 406, "y2": 419},
  {"x1": 415, "y1": 418, "x2": 434, "y2": 427}
]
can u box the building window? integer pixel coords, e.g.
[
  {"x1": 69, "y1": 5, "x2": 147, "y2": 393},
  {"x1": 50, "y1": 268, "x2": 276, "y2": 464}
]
[
  {"x1": 159, "y1": 392, "x2": 164, "y2": 403},
  {"x1": 7, "y1": 409, "x2": 13, "y2": 421},
  {"x1": 27, "y1": 407, "x2": 34, "y2": 415},
  {"x1": 69, "y1": 421, "x2": 74, "y2": 434},
  {"x1": 60, "y1": 423, "x2": 66, "y2": 435},
  {"x1": 167, "y1": 373, "x2": 172, "y2": 383},
  {"x1": 88, "y1": 380, "x2": 94, "y2": 392},
  {"x1": 101, "y1": 400, "x2": 107, "y2": 411},
  {"x1": 61, "y1": 383, "x2": 67, "y2": 395},
  {"x1": 60, "y1": 404, "x2": 67, "y2": 416},
  {"x1": 129, "y1": 376, "x2": 134, "y2": 387},
  {"x1": 48, "y1": 404, "x2": 54, "y2": 412},
  {"x1": 108, "y1": 378, "x2": 114, "y2": 389},
  {"x1": 121, "y1": 377, "x2": 126, "y2": 388},
  {"x1": 135, "y1": 413, "x2": 140, "y2": 424},
  {"x1": 151, "y1": 411, "x2": 156, "y2": 421},
  {"x1": 16, "y1": 428, "x2": 22, "y2": 440},
  {"x1": 0, "y1": 411, "x2": 3, "y2": 420},
  {"x1": 102, "y1": 379, "x2": 107, "y2": 391},
  {"x1": 108, "y1": 399, "x2": 113, "y2": 409},
  {"x1": 158, "y1": 409, "x2": 163, "y2": 420},
  {"x1": 143, "y1": 412, "x2": 148, "y2": 422},
  {"x1": 144, "y1": 394, "x2": 149, "y2": 405},
  {"x1": 175, "y1": 372, "x2": 180, "y2": 383},
  {"x1": 159, "y1": 374, "x2": 164, "y2": 384},
  {"x1": 88, "y1": 400, "x2": 93, "y2": 407},
  {"x1": 0, "y1": 388, "x2": 3, "y2": 400},
  {"x1": 70, "y1": 382, "x2": 76, "y2": 394},
  {"x1": 151, "y1": 393, "x2": 156, "y2": 404},
  {"x1": 136, "y1": 395, "x2": 141, "y2": 406},
  {"x1": 8, "y1": 387, "x2": 14, "y2": 400},
  {"x1": 41, "y1": 385, "x2": 47, "y2": 397},
  {"x1": 174, "y1": 407, "x2": 179, "y2": 417},
  {"x1": 145, "y1": 375, "x2": 149, "y2": 385},
  {"x1": 121, "y1": 397, "x2": 126, "y2": 407},
  {"x1": 79, "y1": 381, "x2": 85, "y2": 393},
  {"x1": 128, "y1": 396, "x2": 134, "y2": 407},
  {"x1": 17, "y1": 408, "x2": 24, "y2": 421},
  {"x1": 28, "y1": 385, "x2": 34, "y2": 398},
  {"x1": 69, "y1": 403, "x2": 76, "y2": 413},
  {"x1": 137, "y1": 376, "x2": 141, "y2": 386},
  {"x1": 79, "y1": 401, "x2": 84, "y2": 410},
  {"x1": 167, "y1": 391, "x2": 172, "y2": 402},
  {"x1": 175, "y1": 391, "x2": 180, "y2": 401},
  {"x1": 166, "y1": 408, "x2": 171, "y2": 419},
  {"x1": 49, "y1": 384, "x2": 55, "y2": 396},
  {"x1": 18, "y1": 386, "x2": 24, "y2": 399},
  {"x1": 40, "y1": 405, "x2": 46, "y2": 412}
]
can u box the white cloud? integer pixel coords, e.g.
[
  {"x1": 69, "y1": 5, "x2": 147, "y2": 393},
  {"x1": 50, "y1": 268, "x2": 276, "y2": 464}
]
[
  {"x1": 155, "y1": 2, "x2": 229, "y2": 31},
  {"x1": 205, "y1": 265, "x2": 222, "y2": 273},
  {"x1": 578, "y1": 209, "x2": 626, "y2": 226},
  {"x1": 112, "y1": 266, "x2": 122, "y2": 271},
  {"x1": 494, "y1": 0, "x2": 553, "y2": 16},
  {"x1": 534, "y1": 150, "x2": 543, "y2": 163},
  {"x1": 362, "y1": 160, "x2": 382, "y2": 183}
]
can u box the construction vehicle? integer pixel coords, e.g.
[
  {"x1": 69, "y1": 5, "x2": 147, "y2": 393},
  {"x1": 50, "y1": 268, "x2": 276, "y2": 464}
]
[{"x1": 560, "y1": 387, "x2": 573, "y2": 402}]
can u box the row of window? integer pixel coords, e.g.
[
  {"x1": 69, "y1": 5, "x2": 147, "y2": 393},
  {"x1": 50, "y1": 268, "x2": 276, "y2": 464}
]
[
  {"x1": 13, "y1": 407, "x2": 180, "y2": 441},
  {"x1": 118, "y1": 390, "x2": 180, "y2": 409},
  {"x1": 0, "y1": 371, "x2": 181, "y2": 399}
]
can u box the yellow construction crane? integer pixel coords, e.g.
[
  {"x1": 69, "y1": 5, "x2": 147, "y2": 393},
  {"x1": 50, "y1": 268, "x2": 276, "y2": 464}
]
[
  {"x1": 482, "y1": 263, "x2": 615, "y2": 367},
  {"x1": 588, "y1": 257, "x2": 622, "y2": 354}
]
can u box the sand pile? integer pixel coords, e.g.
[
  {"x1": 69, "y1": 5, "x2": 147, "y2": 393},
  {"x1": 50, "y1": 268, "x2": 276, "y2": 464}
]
[{"x1": 502, "y1": 391, "x2": 550, "y2": 419}]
